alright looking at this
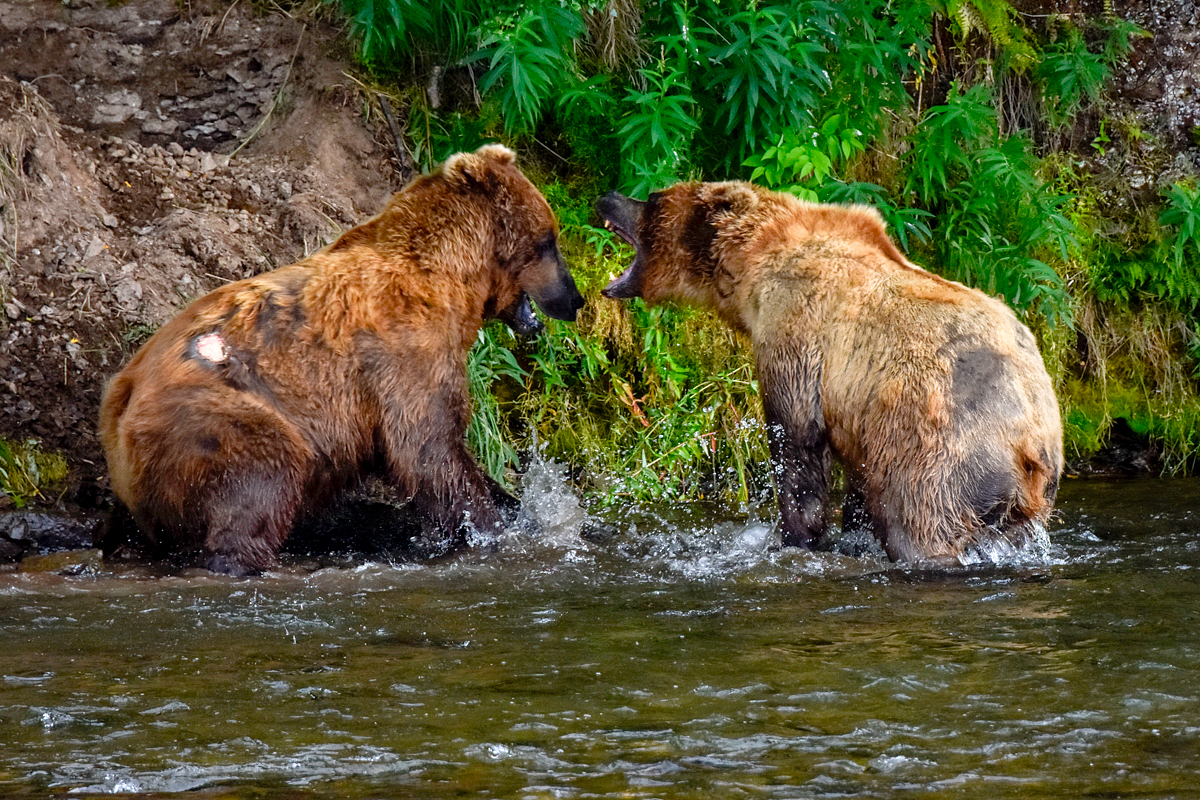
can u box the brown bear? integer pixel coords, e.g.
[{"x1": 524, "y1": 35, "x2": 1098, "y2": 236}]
[
  {"x1": 597, "y1": 181, "x2": 1063, "y2": 564},
  {"x1": 100, "y1": 144, "x2": 583, "y2": 574}
]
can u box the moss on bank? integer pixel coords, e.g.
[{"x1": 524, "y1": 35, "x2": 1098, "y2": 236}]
[{"x1": 0, "y1": 437, "x2": 69, "y2": 510}]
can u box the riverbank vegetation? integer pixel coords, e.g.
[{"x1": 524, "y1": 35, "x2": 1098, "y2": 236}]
[{"x1": 325, "y1": 0, "x2": 1199, "y2": 500}]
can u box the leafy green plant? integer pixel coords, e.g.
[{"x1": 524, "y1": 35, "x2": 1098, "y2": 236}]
[
  {"x1": 941, "y1": 0, "x2": 1036, "y2": 67},
  {"x1": 699, "y1": 3, "x2": 830, "y2": 169},
  {"x1": 825, "y1": 0, "x2": 930, "y2": 138},
  {"x1": 332, "y1": 0, "x2": 486, "y2": 70},
  {"x1": 476, "y1": 3, "x2": 584, "y2": 134},
  {"x1": 334, "y1": 0, "x2": 432, "y2": 66},
  {"x1": 746, "y1": 113, "x2": 866, "y2": 201},
  {"x1": 906, "y1": 84, "x2": 1074, "y2": 326},
  {"x1": 1156, "y1": 182, "x2": 1200, "y2": 311},
  {"x1": 617, "y1": 63, "x2": 698, "y2": 196},
  {"x1": 466, "y1": 324, "x2": 528, "y2": 484},
  {"x1": 1037, "y1": 27, "x2": 1108, "y2": 126}
]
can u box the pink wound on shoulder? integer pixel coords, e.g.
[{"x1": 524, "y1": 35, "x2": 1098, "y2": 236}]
[{"x1": 195, "y1": 332, "x2": 229, "y2": 363}]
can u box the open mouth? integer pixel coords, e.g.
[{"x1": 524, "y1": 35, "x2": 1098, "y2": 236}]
[
  {"x1": 601, "y1": 218, "x2": 639, "y2": 290},
  {"x1": 596, "y1": 193, "x2": 645, "y2": 299},
  {"x1": 601, "y1": 217, "x2": 638, "y2": 249}
]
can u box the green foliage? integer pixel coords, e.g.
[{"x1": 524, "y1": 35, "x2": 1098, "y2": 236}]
[
  {"x1": 699, "y1": 4, "x2": 831, "y2": 168},
  {"x1": 906, "y1": 84, "x2": 1074, "y2": 326},
  {"x1": 333, "y1": 0, "x2": 430, "y2": 67},
  {"x1": 1085, "y1": 182, "x2": 1200, "y2": 315},
  {"x1": 1157, "y1": 182, "x2": 1200, "y2": 310},
  {"x1": 1055, "y1": 303, "x2": 1200, "y2": 474},
  {"x1": 331, "y1": 0, "x2": 490, "y2": 71},
  {"x1": 1037, "y1": 15, "x2": 1145, "y2": 128},
  {"x1": 617, "y1": 63, "x2": 698, "y2": 197},
  {"x1": 746, "y1": 113, "x2": 866, "y2": 201},
  {"x1": 476, "y1": 3, "x2": 584, "y2": 134},
  {"x1": 824, "y1": 0, "x2": 929, "y2": 139},
  {"x1": 502, "y1": 306, "x2": 770, "y2": 507},
  {"x1": 1037, "y1": 27, "x2": 1108, "y2": 125},
  {"x1": 0, "y1": 438, "x2": 68, "y2": 509},
  {"x1": 467, "y1": 324, "x2": 528, "y2": 485},
  {"x1": 941, "y1": 0, "x2": 1036, "y2": 68}
]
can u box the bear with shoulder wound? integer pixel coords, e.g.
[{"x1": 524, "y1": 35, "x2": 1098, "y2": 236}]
[
  {"x1": 100, "y1": 144, "x2": 584, "y2": 575},
  {"x1": 598, "y1": 181, "x2": 1062, "y2": 564}
]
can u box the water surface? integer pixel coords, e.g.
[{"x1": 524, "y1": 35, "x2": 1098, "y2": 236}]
[{"x1": 3, "y1": 474, "x2": 1198, "y2": 798}]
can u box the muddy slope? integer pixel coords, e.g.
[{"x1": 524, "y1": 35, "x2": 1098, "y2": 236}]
[{"x1": 1, "y1": 0, "x2": 405, "y2": 507}]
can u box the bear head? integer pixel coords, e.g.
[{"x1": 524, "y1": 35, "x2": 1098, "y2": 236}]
[
  {"x1": 598, "y1": 181, "x2": 763, "y2": 317},
  {"x1": 442, "y1": 144, "x2": 584, "y2": 324}
]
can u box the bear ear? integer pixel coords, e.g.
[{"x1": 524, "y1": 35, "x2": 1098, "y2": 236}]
[
  {"x1": 703, "y1": 182, "x2": 757, "y2": 221},
  {"x1": 441, "y1": 143, "x2": 516, "y2": 187},
  {"x1": 475, "y1": 143, "x2": 516, "y2": 166}
]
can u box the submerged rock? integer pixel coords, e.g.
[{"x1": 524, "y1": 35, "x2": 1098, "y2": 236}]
[{"x1": 19, "y1": 548, "x2": 104, "y2": 575}]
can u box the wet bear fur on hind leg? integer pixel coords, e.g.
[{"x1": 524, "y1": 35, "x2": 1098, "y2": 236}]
[
  {"x1": 98, "y1": 144, "x2": 584, "y2": 576},
  {"x1": 598, "y1": 181, "x2": 1063, "y2": 564},
  {"x1": 283, "y1": 476, "x2": 527, "y2": 565}
]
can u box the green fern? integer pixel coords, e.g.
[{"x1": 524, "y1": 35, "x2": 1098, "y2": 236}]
[
  {"x1": 617, "y1": 63, "x2": 699, "y2": 197},
  {"x1": 941, "y1": 0, "x2": 1036, "y2": 68},
  {"x1": 1038, "y1": 28, "x2": 1109, "y2": 125},
  {"x1": 1157, "y1": 183, "x2": 1200, "y2": 310},
  {"x1": 476, "y1": 4, "x2": 585, "y2": 134}
]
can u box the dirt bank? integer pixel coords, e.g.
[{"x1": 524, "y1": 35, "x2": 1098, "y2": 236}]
[{"x1": 1, "y1": 0, "x2": 405, "y2": 510}]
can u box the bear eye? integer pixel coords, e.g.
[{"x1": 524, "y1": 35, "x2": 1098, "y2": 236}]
[{"x1": 535, "y1": 232, "x2": 556, "y2": 259}]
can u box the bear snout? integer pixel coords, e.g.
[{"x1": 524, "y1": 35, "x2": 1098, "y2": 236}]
[{"x1": 535, "y1": 277, "x2": 585, "y2": 322}]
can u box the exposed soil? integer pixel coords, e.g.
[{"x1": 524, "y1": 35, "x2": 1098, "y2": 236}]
[{"x1": 1, "y1": 0, "x2": 408, "y2": 512}]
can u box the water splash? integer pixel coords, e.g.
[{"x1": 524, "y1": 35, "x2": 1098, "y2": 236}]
[
  {"x1": 956, "y1": 521, "x2": 1059, "y2": 568},
  {"x1": 516, "y1": 455, "x2": 589, "y2": 545}
]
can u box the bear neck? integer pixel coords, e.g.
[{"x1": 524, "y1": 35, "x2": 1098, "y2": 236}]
[{"x1": 308, "y1": 193, "x2": 505, "y2": 355}]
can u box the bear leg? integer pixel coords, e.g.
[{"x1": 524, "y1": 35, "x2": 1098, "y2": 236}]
[
  {"x1": 485, "y1": 473, "x2": 522, "y2": 526},
  {"x1": 385, "y1": 444, "x2": 507, "y2": 556},
  {"x1": 202, "y1": 469, "x2": 301, "y2": 575},
  {"x1": 759, "y1": 353, "x2": 831, "y2": 549}
]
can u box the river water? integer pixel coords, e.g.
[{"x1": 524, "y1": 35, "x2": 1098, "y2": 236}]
[{"x1": 3, "y1": 470, "x2": 1199, "y2": 798}]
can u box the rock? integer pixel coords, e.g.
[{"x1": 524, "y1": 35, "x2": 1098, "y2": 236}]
[
  {"x1": 142, "y1": 118, "x2": 179, "y2": 136},
  {"x1": 0, "y1": 538, "x2": 22, "y2": 562},
  {"x1": 114, "y1": 277, "x2": 143, "y2": 309},
  {"x1": 83, "y1": 234, "x2": 106, "y2": 261},
  {"x1": 0, "y1": 512, "x2": 97, "y2": 552},
  {"x1": 92, "y1": 89, "x2": 142, "y2": 126},
  {"x1": 19, "y1": 548, "x2": 104, "y2": 575}
]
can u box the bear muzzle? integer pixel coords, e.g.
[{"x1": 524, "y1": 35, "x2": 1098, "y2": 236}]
[
  {"x1": 596, "y1": 192, "x2": 647, "y2": 300},
  {"x1": 497, "y1": 293, "x2": 544, "y2": 337},
  {"x1": 523, "y1": 246, "x2": 585, "y2": 322},
  {"x1": 533, "y1": 279, "x2": 586, "y2": 322}
]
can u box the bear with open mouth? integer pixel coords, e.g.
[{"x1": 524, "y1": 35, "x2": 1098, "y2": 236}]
[{"x1": 598, "y1": 180, "x2": 1062, "y2": 564}]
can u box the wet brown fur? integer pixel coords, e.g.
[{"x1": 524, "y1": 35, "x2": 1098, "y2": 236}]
[
  {"x1": 604, "y1": 181, "x2": 1063, "y2": 562},
  {"x1": 100, "y1": 145, "x2": 577, "y2": 573}
]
